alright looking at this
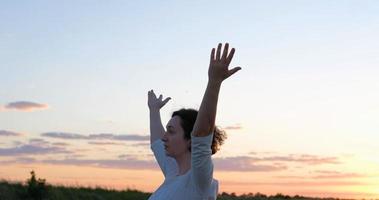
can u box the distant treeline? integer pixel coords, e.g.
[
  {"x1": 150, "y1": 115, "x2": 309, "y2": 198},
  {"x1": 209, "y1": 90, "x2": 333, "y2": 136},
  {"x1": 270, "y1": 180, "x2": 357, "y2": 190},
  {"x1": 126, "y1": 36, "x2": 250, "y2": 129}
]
[{"x1": 0, "y1": 171, "x2": 372, "y2": 200}]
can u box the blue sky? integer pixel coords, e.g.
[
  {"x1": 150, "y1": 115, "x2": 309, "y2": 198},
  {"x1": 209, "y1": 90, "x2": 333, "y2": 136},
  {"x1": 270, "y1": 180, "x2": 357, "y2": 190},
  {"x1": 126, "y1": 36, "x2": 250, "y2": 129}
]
[{"x1": 1, "y1": 1, "x2": 379, "y2": 197}]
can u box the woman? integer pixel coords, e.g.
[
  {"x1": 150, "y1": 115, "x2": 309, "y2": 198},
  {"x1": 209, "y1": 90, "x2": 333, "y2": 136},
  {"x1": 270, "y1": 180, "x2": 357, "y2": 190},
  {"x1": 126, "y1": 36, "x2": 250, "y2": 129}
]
[{"x1": 147, "y1": 43, "x2": 241, "y2": 200}]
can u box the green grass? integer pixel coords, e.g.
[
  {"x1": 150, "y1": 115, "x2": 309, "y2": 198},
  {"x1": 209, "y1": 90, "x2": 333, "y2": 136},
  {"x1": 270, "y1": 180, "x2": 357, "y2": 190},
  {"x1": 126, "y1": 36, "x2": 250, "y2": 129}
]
[
  {"x1": 0, "y1": 179, "x2": 351, "y2": 200},
  {"x1": 0, "y1": 179, "x2": 151, "y2": 200}
]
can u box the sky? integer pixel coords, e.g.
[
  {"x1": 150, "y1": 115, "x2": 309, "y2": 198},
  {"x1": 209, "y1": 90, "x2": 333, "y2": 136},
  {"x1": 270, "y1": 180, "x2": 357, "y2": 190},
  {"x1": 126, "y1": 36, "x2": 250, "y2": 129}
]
[{"x1": 1, "y1": 0, "x2": 379, "y2": 198}]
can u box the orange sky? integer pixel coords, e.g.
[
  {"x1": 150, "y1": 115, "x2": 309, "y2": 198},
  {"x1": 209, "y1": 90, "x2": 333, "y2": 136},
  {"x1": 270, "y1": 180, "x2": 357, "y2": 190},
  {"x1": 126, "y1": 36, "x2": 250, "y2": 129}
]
[{"x1": 1, "y1": 162, "x2": 378, "y2": 199}]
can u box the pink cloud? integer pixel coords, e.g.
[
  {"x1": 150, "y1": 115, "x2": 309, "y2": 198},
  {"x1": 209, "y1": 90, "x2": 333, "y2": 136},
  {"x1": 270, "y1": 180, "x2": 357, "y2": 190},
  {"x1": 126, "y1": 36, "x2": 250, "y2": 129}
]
[
  {"x1": 311, "y1": 170, "x2": 366, "y2": 179},
  {"x1": 0, "y1": 130, "x2": 23, "y2": 136},
  {"x1": 2, "y1": 101, "x2": 49, "y2": 112},
  {"x1": 88, "y1": 141, "x2": 125, "y2": 146},
  {"x1": 1, "y1": 157, "x2": 158, "y2": 170},
  {"x1": 0, "y1": 144, "x2": 72, "y2": 156},
  {"x1": 248, "y1": 152, "x2": 341, "y2": 165},
  {"x1": 214, "y1": 156, "x2": 288, "y2": 172},
  {"x1": 41, "y1": 132, "x2": 149, "y2": 141},
  {"x1": 223, "y1": 124, "x2": 243, "y2": 130}
]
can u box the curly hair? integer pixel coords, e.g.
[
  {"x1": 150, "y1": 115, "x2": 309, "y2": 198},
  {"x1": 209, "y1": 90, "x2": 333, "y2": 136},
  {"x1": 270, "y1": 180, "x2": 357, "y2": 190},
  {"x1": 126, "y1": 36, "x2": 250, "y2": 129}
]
[{"x1": 172, "y1": 108, "x2": 227, "y2": 155}]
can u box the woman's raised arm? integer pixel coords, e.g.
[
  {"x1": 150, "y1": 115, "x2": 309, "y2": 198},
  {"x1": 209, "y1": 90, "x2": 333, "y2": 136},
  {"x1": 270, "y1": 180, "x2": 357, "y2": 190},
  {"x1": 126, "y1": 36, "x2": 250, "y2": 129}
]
[
  {"x1": 192, "y1": 43, "x2": 241, "y2": 137},
  {"x1": 148, "y1": 90, "x2": 171, "y2": 144}
]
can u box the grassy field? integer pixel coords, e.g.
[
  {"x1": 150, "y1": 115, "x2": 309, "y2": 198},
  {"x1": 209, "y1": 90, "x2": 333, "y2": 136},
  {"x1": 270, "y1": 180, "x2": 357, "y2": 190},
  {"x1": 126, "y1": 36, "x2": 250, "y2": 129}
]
[{"x1": 0, "y1": 171, "x2": 354, "y2": 200}]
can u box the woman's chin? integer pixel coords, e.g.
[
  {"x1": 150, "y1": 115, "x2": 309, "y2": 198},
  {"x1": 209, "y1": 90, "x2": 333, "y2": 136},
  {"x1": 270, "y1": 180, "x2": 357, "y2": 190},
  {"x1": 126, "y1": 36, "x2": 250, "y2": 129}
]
[{"x1": 165, "y1": 151, "x2": 173, "y2": 157}]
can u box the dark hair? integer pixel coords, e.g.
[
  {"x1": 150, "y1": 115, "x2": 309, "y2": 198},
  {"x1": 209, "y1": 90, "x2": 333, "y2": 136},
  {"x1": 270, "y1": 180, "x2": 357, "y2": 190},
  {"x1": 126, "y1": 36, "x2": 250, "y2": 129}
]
[{"x1": 172, "y1": 108, "x2": 227, "y2": 155}]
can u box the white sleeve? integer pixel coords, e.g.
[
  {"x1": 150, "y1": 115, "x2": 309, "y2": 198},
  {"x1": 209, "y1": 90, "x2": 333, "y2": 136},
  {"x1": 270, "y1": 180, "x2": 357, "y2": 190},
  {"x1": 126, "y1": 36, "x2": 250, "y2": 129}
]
[
  {"x1": 151, "y1": 139, "x2": 178, "y2": 179},
  {"x1": 191, "y1": 132, "x2": 214, "y2": 196}
]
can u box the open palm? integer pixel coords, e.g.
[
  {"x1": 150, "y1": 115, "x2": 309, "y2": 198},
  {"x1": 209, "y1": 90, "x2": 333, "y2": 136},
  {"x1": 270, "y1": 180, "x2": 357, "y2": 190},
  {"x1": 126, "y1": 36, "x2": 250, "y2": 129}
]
[
  {"x1": 209, "y1": 43, "x2": 241, "y2": 84},
  {"x1": 147, "y1": 90, "x2": 171, "y2": 110}
]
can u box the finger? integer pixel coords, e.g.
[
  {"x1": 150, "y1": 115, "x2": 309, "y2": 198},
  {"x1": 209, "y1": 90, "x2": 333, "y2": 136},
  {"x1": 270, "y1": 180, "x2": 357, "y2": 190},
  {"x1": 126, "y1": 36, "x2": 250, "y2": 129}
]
[
  {"x1": 159, "y1": 94, "x2": 163, "y2": 100},
  {"x1": 210, "y1": 48, "x2": 215, "y2": 63},
  {"x1": 216, "y1": 43, "x2": 222, "y2": 61},
  {"x1": 162, "y1": 97, "x2": 171, "y2": 105},
  {"x1": 148, "y1": 90, "x2": 153, "y2": 96},
  {"x1": 222, "y1": 43, "x2": 229, "y2": 61},
  {"x1": 227, "y1": 66, "x2": 242, "y2": 78},
  {"x1": 226, "y1": 48, "x2": 235, "y2": 65},
  {"x1": 152, "y1": 90, "x2": 157, "y2": 98}
]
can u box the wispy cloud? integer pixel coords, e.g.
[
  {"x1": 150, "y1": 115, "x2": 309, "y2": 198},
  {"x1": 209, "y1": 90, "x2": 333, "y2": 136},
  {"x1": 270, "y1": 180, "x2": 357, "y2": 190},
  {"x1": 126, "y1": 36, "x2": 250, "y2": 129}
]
[
  {"x1": 41, "y1": 132, "x2": 149, "y2": 141},
  {"x1": 51, "y1": 142, "x2": 70, "y2": 147},
  {"x1": 29, "y1": 138, "x2": 50, "y2": 146},
  {"x1": 0, "y1": 145, "x2": 72, "y2": 156},
  {"x1": 248, "y1": 152, "x2": 341, "y2": 165},
  {"x1": 130, "y1": 142, "x2": 150, "y2": 147},
  {"x1": 0, "y1": 137, "x2": 73, "y2": 156},
  {"x1": 222, "y1": 124, "x2": 243, "y2": 130},
  {"x1": 41, "y1": 132, "x2": 87, "y2": 139},
  {"x1": 212, "y1": 152, "x2": 342, "y2": 172},
  {"x1": 0, "y1": 134, "x2": 343, "y2": 173},
  {"x1": 1, "y1": 101, "x2": 49, "y2": 112},
  {"x1": 221, "y1": 180, "x2": 379, "y2": 187},
  {"x1": 0, "y1": 130, "x2": 23, "y2": 136},
  {"x1": 88, "y1": 141, "x2": 125, "y2": 146},
  {"x1": 0, "y1": 157, "x2": 157, "y2": 170},
  {"x1": 274, "y1": 171, "x2": 368, "y2": 180},
  {"x1": 311, "y1": 170, "x2": 365, "y2": 179},
  {"x1": 44, "y1": 158, "x2": 157, "y2": 169},
  {"x1": 214, "y1": 156, "x2": 288, "y2": 172},
  {"x1": 118, "y1": 154, "x2": 138, "y2": 159},
  {"x1": 0, "y1": 157, "x2": 37, "y2": 164}
]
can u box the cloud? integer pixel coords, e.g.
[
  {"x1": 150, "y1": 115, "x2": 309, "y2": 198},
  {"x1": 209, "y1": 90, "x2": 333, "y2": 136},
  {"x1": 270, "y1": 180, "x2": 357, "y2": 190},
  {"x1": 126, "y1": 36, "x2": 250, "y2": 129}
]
[
  {"x1": 44, "y1": 158, "x2": 157, "y2": 169},
  {"x1": 221, "y1": 180, "x2": 378, "y2": 187},
  {"x1": 29, "y1": 138, "x2": 50, "y2": 146},
  {"x1": 130, "y1": 142, "x2": 150, "y2": 147},
  {"x1": 1, "y1": 157, "x2": 157, "y2": 170},
  {"x1": 109, "y1": 134, "x2": 149, "y2": 141},
  {"x1": 211, "y1": 151, "x2": 343, "y2": 172},
  {"x1": 2, "y1": 101, "x2": 49, "y2": 112},
  {"x1": 0, "y1": 157, "x2": 37, "y2": 164},
  {"x1": 0, "y1": 137, "x2": 74, "y2": 157},
  {"x1": 213, "y1": 156, "x2": 288, "y2": 172},
  {"x1": 51, "y1": 142, "x2": 70, "y2": 147},
  {"x1": 0, "y1": 130, "x2": 23, "y2": 136},
  {"x1": 88, "y1": 141, "x2": 125, "y2": 146},
  {"x1": 12, "y1": 141, "x2": 23, "y2": 146},
  {"x1": 118, "y1": 154, "x2": 139, "y2": 159},
  {"x1": 222, "y1": 124, "x2": 243, "y2": 130},
  {"x1": 311, "y1": 170, "x2": 365, "y2": 179},
  {"x1": 41, "y1": 132, "x2": 87, "y2": 139},
  {"x1": 274, "y1": 171, "x2": 367, "y2": 180},
  {"x1": 248, "y1": 152, "x2": 341, "y2": 165},
  {"x1": 41, "y1": 132, "x2": 149, "y2": 141},
  {"x1": 0, "y1": 144, "x2": 72, "y2": 156},
  {"x1": 86, "y1": 133, "x2": 149, "y2": 141}
]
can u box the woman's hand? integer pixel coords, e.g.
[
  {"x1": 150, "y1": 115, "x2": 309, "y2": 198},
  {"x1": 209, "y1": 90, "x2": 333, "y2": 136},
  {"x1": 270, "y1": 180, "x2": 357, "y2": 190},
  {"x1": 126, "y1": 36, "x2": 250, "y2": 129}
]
[
  {"x1": 208, "y1": 43, "x2": 241, "y2": 84},
  {"x1": 147, "y1": 90, "x2": 171, "y2": 111}
]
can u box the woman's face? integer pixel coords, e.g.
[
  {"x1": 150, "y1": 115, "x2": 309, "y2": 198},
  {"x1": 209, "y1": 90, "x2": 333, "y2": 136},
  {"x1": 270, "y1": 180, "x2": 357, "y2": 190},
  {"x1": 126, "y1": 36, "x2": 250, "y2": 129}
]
[{"x1": 162, "y1": 116, "x2": 191, "y2": 158}]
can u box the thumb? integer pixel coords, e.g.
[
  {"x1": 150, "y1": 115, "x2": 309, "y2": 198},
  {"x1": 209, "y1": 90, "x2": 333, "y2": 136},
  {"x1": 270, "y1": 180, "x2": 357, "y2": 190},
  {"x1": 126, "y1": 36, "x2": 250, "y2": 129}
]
[
  {"x1": 162, "y1": 97, "x2": 171, "y2": 105},
  {"x1": 227, "y1": 66, "x2": 242, "y2": 78}
]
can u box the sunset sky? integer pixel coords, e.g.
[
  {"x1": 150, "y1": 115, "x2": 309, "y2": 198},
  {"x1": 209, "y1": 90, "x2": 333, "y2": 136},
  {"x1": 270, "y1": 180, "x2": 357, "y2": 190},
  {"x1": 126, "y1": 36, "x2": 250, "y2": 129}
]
[{"x1": 1, "y1": 1, "x2": 379, "y2": 198}]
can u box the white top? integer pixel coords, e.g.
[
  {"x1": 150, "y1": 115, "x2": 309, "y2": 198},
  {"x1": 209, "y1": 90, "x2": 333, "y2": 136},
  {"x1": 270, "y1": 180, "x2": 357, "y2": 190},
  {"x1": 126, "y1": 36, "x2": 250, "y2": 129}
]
[{"x1": 148, "y1": 132, "x2": 218, "y2": 200}]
